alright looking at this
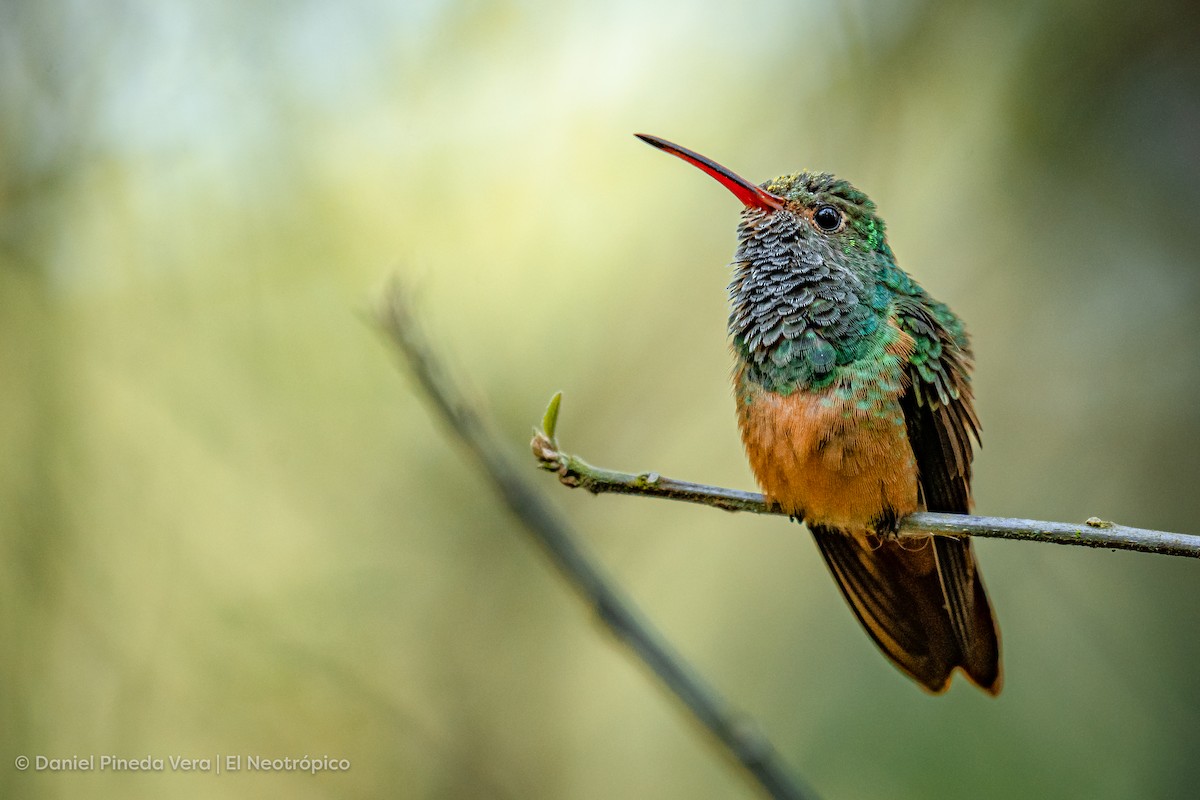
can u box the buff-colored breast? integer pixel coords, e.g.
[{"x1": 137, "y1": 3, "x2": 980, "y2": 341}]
[
  {"x1": 735, "y1": 359, "x2": 919, "y2": 531},
  {"x1": 737, "y1": 381, "x2": 918, "y2": 529}
]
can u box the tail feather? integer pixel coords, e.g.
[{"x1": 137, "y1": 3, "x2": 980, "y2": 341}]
[
  {"x1": 812, "y1": 525, "x2": 1001, "y2": 695},
  {"x1": 934, "y1": 536, "x2": 1002, "y2": 693}
]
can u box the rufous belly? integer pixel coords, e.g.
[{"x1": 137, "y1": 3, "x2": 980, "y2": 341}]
[{"x1": 735, "y1": 373, "x2": 919, "y2": 531}]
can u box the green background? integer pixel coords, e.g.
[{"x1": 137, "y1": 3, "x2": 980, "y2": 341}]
[{"x1": 3, "y1": 1, "x2": 1199, "y2": 797}]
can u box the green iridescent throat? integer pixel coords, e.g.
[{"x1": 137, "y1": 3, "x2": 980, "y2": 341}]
[{"x1": 728, "y1": 171, "x2": 966, "y2": 398}]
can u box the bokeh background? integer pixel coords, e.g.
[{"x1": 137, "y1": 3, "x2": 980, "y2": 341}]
[{"x1": 3, "y1": 1, "x2": 1199, "y2": 798}]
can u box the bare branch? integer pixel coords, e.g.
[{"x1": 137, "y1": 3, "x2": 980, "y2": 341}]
[
  {"x1": 531, "y1": 395, "x2": 1200, "y2": 560},
  {"x1": 375, "y1": 281, "x2": 820, "y2": 800}
]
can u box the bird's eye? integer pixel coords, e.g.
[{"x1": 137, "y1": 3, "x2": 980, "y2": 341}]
[{"x1": 813, "y1": 205, "x2": 842, "y2": 232}]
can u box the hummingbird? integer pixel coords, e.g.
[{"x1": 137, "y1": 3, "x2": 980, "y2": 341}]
[{"x1": 636, "y1": 133, "x2": 1001, "y2": 695}]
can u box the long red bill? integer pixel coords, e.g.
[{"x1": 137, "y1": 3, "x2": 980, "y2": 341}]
[{"x1": 635, "y1": 133, "x2": 784, "y2": 211}]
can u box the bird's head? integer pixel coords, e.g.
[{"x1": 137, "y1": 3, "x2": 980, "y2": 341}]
[{"x1": 636, "y1": 134, "x2": 900, "y2": 392}]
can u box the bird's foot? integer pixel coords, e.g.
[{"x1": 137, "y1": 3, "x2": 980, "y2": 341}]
[{"x1": 872, "y1": 509, "x2": 903, "y2": 540}]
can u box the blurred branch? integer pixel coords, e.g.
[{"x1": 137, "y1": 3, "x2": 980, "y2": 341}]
[
  {"x1": 375, "y1": 280, "x2": 820, "y2": 800},
  {"x1": 532, "y1": 395, "x2": 1200, "y2": 560}
]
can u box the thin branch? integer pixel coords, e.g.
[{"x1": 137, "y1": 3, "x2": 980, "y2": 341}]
[
  {"x1": 531, "y1": 395, "x2": 1200, "y2": 560},
  {"x1": 375, "y1": 280, "x2": 820, "y2": 800}
]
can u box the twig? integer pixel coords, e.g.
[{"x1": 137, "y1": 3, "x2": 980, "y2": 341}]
[
  {"x1": 375, "y1": 281, "x2": 820, "y2": 800},
  {"x1": 531, "y1": 395, "x2": 1200, "y2": 559}
]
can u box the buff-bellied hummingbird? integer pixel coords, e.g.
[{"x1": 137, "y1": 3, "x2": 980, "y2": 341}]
[{"x1": 636, "y1": 133, "x2": 1001, "y2": 695}]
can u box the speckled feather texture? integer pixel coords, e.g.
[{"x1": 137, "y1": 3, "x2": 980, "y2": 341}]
[
  {"x1": 726, "y1": 170, "x2": 1001, "y2": 694},
  {"x1": 637, "y1": 133, "x2": 1001, "y2": 693}
]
